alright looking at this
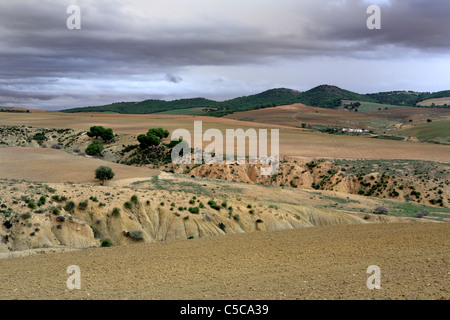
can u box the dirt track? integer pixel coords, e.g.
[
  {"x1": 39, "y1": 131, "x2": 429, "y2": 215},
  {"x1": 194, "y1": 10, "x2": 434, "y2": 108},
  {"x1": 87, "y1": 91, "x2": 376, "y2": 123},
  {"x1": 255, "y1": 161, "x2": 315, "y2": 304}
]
[{"x1": 1, "y1": 222, "x2": 448, "y2": 300}]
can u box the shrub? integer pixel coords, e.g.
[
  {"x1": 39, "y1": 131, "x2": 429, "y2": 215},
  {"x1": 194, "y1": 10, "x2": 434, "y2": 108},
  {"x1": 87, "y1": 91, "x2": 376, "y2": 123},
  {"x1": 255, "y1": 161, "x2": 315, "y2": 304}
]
[
  {"x1": 52, "y1": 207, "x2": 60, "y2": 215},
  {"x1": 131, "y1": 195, "x2": 139, "y2": 204},
  {"x1": 101, "y1": 238, "x2": 113, "y2": 247},
  {"x1": 87, "y1": 126, "x2": 114, "y2": 142},
  {"x1": 128, "y1": 230, "x2": 144, "y2": 241},
  {"x1": 218, "y1": 222, "x2": 226, "y2": 231},
  {"x1": 3, "y1": 220, "x2": 12, "y2": 229},
  {"x1": 94, "y1": 166, "x2": 115, "y2": 185},
  {"x1": 416, "y1": 210, "x2": 430, "y2": 218},
  {"x1": 64, "y1": 201, "x2": 76, "y2": 212},
  {"x1": 90, "y1": 225, "x2": 101, "y2": 238},
  {"x1": 86, "y1": 140, "x2": 104, "y2": 156},
  {"x1": 20, "y1": 213, "x2": 31, "y2": 220},
  {"x1": 32, "y1": 133, "x2": 47, "y2": 144},
  {"x1": 137, "y1": 133, "x2": 161, "y2": 149},
  {"x1": 78, "y1": 200, "x2": 88, "y2": 210},
  {"x1": 373, "y1": 206, "x2": 388, "y2": 215},
  {"x1": 38, "y1": 196, "x2": 46, "y2": 205},
  {"x1": 51, "y1": 144, "x2": 62, "y2": 149},
  {"x1": 52, "y1": 195, "x2": 61, "y2": 202},
  {"x1": 56, "y1": 215, "x2": 65, "y2": 222},
  {"x1": 123, "y1": 201, "x2": 132, "y2": 209},
  {"x1": 256, "y1": 219, "x2": 264, "y2": 223},
  {"x1": 27, "y1": 201, "x2": 37, "y2": 210},
  {"x1": 112, "y1": 207, "x2": 121, "y2": 217},
  {"x1": 188, "y1": 207, "x2": 200, "y2": 214}
]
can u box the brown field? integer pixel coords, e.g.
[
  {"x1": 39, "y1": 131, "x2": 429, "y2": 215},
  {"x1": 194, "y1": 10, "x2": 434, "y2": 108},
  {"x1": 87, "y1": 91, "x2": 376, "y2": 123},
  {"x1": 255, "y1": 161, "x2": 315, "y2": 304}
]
[
  {"x1": 417, "y1": 98, "x2": 450, "y2": 106},
  {"x1": 1, "y1": 112, "x2": 449, "y2": 163},
  {"x1": 0, "y1": 222, "x2": 448, "y2": 300},
  {"x1": 0, "y1": 147, "x2": 158, "y2": 183},
  {"x1": 225, "y1": 103, "x2": 379, "y2": 128}
]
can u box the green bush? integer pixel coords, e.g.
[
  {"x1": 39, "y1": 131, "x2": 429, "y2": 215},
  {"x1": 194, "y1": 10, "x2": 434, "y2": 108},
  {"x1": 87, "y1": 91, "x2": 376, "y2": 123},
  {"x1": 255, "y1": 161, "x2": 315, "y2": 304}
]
[
  {"x1": 20, "y1": 213, "x2": 31, "y2": 220},
  {"x1": 64, "y1": 201, "x2": 76, "y2": 212},
  {"x1": 131, "y1": 195, "x2": 139, "y2": 203},
  {"x1": 52, "y1": 207, "x2": 60, "y2": 215},
  {"x1": 85, "y1": 140, "x2": 104, "y2": 156},
  {"x1": 101, "y1": 238, "x2": 113, "y2": 247},
  {"x1": 188, "y1": 207, "x2": 200, "y2": 214},
  {"x1": 112, "y1": 207, "x2": 121, "y2": 217},
  {"x1": 124, "y1": 201, "x2": 132, "y2": 209},
  {"x1": 78, "y1": 200, "x2": 88, "y2": 210},
  {"x1": 95, "y1": 166, "x2": 115, "y2": 185},
  {"x1": 87, "y1": 126, "x2": 114, "y2": 142},
  {"x1": 27, "y1": 201, "x2": 37, "y2": 210}
]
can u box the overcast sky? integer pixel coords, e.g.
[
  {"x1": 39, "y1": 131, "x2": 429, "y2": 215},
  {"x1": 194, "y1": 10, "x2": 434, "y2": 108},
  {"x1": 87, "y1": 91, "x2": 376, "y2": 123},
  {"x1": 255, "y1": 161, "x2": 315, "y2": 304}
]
[{"x1": 1, "y1": 0, "x2": 449, "y2": 110}]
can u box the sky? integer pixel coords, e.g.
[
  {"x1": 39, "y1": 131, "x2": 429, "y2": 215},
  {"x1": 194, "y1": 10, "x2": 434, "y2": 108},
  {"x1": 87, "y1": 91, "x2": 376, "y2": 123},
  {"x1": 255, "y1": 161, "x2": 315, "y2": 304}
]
[{"x1": 0, "y1": 0, "x2": 449, "y2": 110}]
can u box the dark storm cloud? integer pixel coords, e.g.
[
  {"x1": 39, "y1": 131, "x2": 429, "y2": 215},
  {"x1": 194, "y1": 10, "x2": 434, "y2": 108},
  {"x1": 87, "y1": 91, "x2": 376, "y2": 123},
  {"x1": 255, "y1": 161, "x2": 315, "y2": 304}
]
[
  {"x1": 0, "y1": 0, "x2": 449, "y2": 108},
  {"x1": 166, "y1": 73, "x2": 183, "y2": 83}
]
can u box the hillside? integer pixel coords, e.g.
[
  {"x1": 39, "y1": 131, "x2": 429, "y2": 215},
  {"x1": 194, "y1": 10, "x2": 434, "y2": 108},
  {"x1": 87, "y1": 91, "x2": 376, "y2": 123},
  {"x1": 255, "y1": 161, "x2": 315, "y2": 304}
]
[{"x1": 59, "y1": 85, "x2": 450, "y2": 116}]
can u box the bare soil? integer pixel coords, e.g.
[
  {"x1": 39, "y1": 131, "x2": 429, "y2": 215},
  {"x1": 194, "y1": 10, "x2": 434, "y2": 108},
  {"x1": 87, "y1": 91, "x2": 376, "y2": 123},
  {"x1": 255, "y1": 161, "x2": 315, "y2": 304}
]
[{"x1": 0, "y1": 222, "x2": 448, "y2": 300}]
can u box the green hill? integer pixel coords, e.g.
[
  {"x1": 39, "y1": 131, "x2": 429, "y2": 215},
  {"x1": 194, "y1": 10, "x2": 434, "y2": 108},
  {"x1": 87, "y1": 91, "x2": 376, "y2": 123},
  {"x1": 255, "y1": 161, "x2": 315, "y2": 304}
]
[{"x1": 60, "y1": 85, "x2": 450, "y2": 116}]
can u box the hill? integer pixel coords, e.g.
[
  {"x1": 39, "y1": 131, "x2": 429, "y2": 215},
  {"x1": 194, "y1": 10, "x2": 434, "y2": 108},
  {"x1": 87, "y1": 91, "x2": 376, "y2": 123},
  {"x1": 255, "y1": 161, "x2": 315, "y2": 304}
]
[{"x1": 59, "y1": 85, "x2": 450, "y2": 116}]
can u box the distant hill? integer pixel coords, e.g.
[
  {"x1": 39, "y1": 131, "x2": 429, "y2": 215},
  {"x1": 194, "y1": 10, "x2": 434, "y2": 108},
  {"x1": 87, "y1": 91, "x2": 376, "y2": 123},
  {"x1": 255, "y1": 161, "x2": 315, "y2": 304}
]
[{"x1": 60, "y1": 85, "x2": 450, "y2": 116}]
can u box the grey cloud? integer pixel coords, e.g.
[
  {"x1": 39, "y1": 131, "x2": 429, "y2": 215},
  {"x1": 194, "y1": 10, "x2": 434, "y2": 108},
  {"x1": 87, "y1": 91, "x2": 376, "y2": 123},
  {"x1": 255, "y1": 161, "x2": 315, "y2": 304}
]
[
  {"x1": 165, "y1": 73, "x2": 183, "y2": 83},
  {"x1": 0, "y1": 0, "x2": 449, "y2": 108}
]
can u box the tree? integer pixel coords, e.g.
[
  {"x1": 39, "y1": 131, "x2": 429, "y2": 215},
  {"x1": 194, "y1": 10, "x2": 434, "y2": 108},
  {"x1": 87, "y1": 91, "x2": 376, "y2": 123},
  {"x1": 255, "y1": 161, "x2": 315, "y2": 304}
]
[
  {"x1": 137, "y1": 133, "x2": 161, "y2": 149},
  {"x1": 148, "y1": 128, "x2": 169, "y2": 139},
  {"x1": 95, "y1": 166, "x2": 115, "y2": 185},
  {"x1": 87, "y1": 126, "x2": 114, "y2": 142},
  {"x1": 85, "y1": 140, "x2": 104, "y2": 156}
]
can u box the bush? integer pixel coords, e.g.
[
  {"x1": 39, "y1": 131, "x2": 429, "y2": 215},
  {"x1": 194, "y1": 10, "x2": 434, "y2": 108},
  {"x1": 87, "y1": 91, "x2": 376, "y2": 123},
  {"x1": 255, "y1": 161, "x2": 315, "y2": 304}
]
[
  {"x1": 101, "y1": 238, "x2": 113, "y2": 247},
  {"x1": 373, "y1": 206, "x2": 388, "y2": 215},
  {"x1": 87, "y1": 126, "x2": 114, "y2": 142},
  {"x1": 88, "y1": 225, "x2": 101, "y2": 238},
  {"x1": 78, "y1": 200, "x2": 88, "y2": 210},
  {"x1": 51, "y1": 144, "x2": 62, "y2": 149},
  {"x1": 3, "y1": 220, "x2": 12, "y2": 229},
  {"x1": 52, "y1": 208, "x2": 60, "y2": 215},
  {"x1": 27, "y1": 201, "x2": 37, "y2": 210},
  {"x1": 86, "y1": 140, "x2": 104, "y2": 156},
  {"x1": 20, "y1": 213, "x2": 31, "y2": 220},
  {"x1": 38, "y1": 196, "x2": 46, "y2": 205},
  {"x1": 95, "y1": 166, "x2": 115, "y2": 185},
  {"x1": 64, "y1": 201, "x2": 76, "y2": 212},
  {"x1": 416, "y1": 210, "x2": 430, "y2": 218},
  {"x1": 124, "y1": 201, "x2": 132, "y2": 209},
  {"x1": 137, "y1": 133, "x2": 160, "y2": 149},
  {"x1": 130, "y1": 195, "x2": 139, "y2": 203},
  {"x1": 112, "y1": 207, "x2": 121, "y2": 217},
  {"x1": 56, "y1": 215, "x2": 65, "y2": 222},
  {"x1": 188, "y1": 207, "x2": 200, "y2": 214},
  {"x1": 218, "y1": 222, "x2": 226, "y2": 231},
  {"x1": 127, "y1": 230, "x2": 144, "y2": 241}
]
